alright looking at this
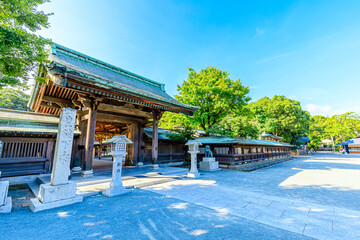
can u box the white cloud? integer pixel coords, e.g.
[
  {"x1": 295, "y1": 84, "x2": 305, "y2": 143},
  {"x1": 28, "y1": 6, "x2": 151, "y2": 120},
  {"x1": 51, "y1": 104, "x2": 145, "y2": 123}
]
[
  {"x1": 305, "y1": 104, "x2": 332, "y2": 116},
  {"x1": 305, "y1": 104, "x2": 360, "y2": 117}
]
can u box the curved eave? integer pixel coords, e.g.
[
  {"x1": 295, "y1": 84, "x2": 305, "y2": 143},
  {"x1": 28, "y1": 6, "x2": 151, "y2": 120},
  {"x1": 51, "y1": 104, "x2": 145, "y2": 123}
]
[{"x1": 50, "y1": 63, "x2": 199, "y2": 115}]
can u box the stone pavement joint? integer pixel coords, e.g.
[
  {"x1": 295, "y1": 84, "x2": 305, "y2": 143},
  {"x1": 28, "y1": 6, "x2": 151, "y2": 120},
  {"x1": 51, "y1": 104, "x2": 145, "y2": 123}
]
[{"x1": 142, "y1": 153, "x2": 360, "y2": 240}]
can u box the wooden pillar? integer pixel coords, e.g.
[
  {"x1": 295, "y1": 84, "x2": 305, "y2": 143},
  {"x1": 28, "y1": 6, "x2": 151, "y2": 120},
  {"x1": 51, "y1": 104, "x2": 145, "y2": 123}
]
[
  {"x1": 131, "y1": 123, "x2": 140, "y2": 166},
  {"x1": 169, "y1": 144, "x2": 173, "y2": 162},
  {"x1": 138, "y1": 124, "x2": 144, "y2": 164},
  {"x1": 152, "y1": 117, "x2": 159, "y2": 165},
  {"x1": 151, "y1": 110, "x2": 162, "y2": 167},
  {"x1": 78, "y1": 119, "x2": 87, "y2": 170},
  {"x1": 82, "y1": 107, "x2": 97, "y2": 176},
  {"x1": 98, "y1": 140, "x2": 103, "y2": 160},
  {"x1": 45, "y1": 140, "x2": 55, "y2": 172}
]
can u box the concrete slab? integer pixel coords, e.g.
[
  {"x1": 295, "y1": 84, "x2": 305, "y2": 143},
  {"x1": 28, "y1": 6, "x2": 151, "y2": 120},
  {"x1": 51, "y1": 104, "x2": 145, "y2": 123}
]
[
  {"x1": 29, "y1": 195, "x2": 83, "y2": 212},
  {"x1": 0, "y1": 197, "x2": 12, "y2": 213}
]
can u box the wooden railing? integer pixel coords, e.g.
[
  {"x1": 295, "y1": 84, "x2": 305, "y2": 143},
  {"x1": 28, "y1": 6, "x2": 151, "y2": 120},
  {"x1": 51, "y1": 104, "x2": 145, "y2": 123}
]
[
  {"x1": 199, "y1": 151, "x2": 290, "y2": 165},
  {"x1": 0, "y1": 138, "x2": 54, "y2": 177},
  {"x1": 1, "y1": 141, "x2": 47, "y2": 158}
]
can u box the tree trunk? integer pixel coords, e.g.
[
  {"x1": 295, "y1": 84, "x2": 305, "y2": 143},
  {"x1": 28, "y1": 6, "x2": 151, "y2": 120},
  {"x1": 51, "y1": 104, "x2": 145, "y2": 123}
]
[{"x1": 330, "y1": 135, "x2": 335, "y2": 151}]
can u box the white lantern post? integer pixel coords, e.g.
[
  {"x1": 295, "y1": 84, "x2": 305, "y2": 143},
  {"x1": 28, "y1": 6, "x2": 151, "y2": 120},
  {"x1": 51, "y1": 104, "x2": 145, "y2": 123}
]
[
  {"x1": 103, "y1": 135, "x2": 132, "y2": 197},
  {"x1": 186, "y1": 140, "x2": 202, "y2": 178}
]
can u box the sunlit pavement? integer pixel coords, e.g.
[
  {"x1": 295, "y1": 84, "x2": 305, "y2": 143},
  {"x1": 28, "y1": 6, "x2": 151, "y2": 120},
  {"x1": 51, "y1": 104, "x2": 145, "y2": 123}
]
[
  {"x1": 2, "y1": 153, "x2": 360, "y2": 240},
  {"x1": 143, "y1": 153, "x2": 360, "y2": 240},
  {"x1": 1, "y1": 190, "x2": 310, "y2": 240}
]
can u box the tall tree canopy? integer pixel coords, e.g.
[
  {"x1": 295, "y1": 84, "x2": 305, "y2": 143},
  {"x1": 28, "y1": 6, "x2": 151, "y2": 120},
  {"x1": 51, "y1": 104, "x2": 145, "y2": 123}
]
[
  {"x1": 248, "y1": 95, "x2": 310, "y2": 144},
  {"x1": 308, "y1": 115, "x2": 327, "y2": 150},
  {"x1": 0, "y1": 88, "x2": 30, "y2": 110},
  {"x1": 207, "y1": 116, "x2": 259, "y2": 139},
  {"x1": 308, "y1": 112, "x2": 360, "y2": 150},
  {"x1": 160, "y1": 67, "x2": 250, "y2": 135},
  {"x1": 0, "y1": 0, "x2": 51, "y2": 88}
]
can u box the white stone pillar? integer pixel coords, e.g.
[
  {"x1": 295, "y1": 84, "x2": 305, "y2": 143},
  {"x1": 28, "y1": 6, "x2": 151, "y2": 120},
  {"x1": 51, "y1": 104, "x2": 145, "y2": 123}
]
[
  {"x1": 188, "y1": 150, "x2": 200, "y2": 178},
  {"x1": 103, "y1": 153, "x2": 127, "y2": 197},
  {"x1": 185, "y1": 140, "x2": 202, "y2": 178},
  {"x1": 0, "y1": 180, "x2": 12, "y2": 213},
  {"x1": 29, "y1": 108, "x2": 83, "y2": 212},
  {"x1": 102, "y1": 135, "x2": 132, "y2": 197}
]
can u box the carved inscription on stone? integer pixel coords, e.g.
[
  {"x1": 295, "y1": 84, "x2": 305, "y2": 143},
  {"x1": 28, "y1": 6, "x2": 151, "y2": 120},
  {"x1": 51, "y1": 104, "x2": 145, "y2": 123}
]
[{"x1": 50, "y1": 108, "x2": 77, "y2": 186}]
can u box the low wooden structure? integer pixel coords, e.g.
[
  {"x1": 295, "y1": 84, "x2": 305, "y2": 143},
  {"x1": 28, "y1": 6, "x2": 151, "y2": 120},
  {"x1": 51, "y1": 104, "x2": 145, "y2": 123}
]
[
  {"x1": 26, "y1": 42, "x2": 197, "y2": 175},
  {"x1": 261, "y1": 132, "x2": 283, "y2": 142},
  {"x1": 196, "y1": 137, "x2": 292, "y2": 165},
  {"x1": 0, "y1": 109, "x2": 77, "y2": 177},
  {"x1": 143, "y1": 128, "x2": 186, "y2": 165}
]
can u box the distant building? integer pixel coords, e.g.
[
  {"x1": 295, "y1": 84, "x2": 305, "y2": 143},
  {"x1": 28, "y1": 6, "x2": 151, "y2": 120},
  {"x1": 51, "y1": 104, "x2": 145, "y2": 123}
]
[
  {"x1": 260, "y1": 132, "x2": 283, "y2": 142},
  {"x1": 196, "y1": 136, "x2": 292, "y2": 166},
  {"x1": 337, "y1": 137, "x2": 360, "y2": 154}
]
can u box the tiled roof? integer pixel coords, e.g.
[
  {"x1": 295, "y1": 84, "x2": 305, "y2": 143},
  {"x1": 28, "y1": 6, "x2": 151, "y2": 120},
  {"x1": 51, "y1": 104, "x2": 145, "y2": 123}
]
[
  {"x1": 0, "y1": 108, "x2": 80, "y2": 135},
  {"x1": 196, "y1": 136, "x2": 293, "y2": 147},
  {"x1": 337, "y1": 137, "x2": 360, "y2": 146},
  {"x1": 261, "y1": 132, "x2": 283, "y2": 140},
  {"x1": 48, "y1": 43, "x2": 198, "y2": 112},
  {"x1": 144, "y1": 127, "x2": 182, "y2": 141}
]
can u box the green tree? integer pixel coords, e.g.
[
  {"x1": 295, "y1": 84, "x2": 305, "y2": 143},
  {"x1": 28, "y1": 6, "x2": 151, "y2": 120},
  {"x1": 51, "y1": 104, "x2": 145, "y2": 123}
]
[
  {"x1": 323, "y1": 112, "x2": 360, "y2": 146},
  {"x1": 0, "y1": 0, "x2": 51, "y2": 88},
  {"x1": 207, "y1": 116, "x2": 259, "y2": 139},
  {"x1": 308, "y1": 115, "x2": 327, "y2": 150},
  {"x1": 169, "y1": 67, "x2": 250, "y2": 134},
  {"x1": 248, "y1": 95, "x2": 310, "y2": 144},
  {"x1": 0, "y1": 88, "x2": 30, "y2": 110}
]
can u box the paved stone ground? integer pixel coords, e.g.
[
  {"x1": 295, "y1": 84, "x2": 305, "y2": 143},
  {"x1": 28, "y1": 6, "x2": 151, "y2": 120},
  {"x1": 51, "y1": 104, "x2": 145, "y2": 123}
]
[
  {"x1": 1, "y1": 189, "x2": 310, "y2": 240},
  {"x1": 3, "y1": 153, "x2": 360, "y2": 239},
  {"x1": 144, "y1": 153, "x2": 360, "y2": 240},
  {"x1": 29, "y1": 162, "x2": 190, "y2": 197}
]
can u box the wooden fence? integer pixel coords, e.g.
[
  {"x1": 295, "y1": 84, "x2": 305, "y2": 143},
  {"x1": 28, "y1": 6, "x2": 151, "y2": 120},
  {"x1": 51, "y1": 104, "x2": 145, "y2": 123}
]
[{"x1": 0, "y1": 137, "x2": 55, "y2": 177}]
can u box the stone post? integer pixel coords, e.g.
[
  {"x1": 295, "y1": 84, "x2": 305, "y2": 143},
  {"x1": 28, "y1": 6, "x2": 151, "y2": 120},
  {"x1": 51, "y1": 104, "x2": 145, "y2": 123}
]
[
  {"x1": 29, "y1": 108, "x2": 83, "y2": 212},
  {"x1": 0, "y1": 163, "x2": 12, "y2": 213},
  {"x1": 185, "y1": 140, "x2": 202, "y2": 178},
  {"x1": 103, "y1": 135, "x2": 132, "y2": 197}
]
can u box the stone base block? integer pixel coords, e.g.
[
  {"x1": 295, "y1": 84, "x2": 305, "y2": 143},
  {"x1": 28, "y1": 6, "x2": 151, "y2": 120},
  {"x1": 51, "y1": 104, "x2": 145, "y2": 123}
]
[
  {"x1": 150, "y1": 164, "x2": 159, "y2": 169},
  {"x1": 200, "y1": 161, "x2": 220, "y2": 171},
  {"x1": 29, "y1": 195, "x2": 83, "y2": 212},
  {"x1": 0, "y1": 197, "x2": 12, "y2": 213},
  {"x1": 81, "y1": 169, "x2": 94, "y2": 177},
  {"x1": 0, "y1": 180, "x2": 9, "y2": 205},
  {"x1": 202, "y1": 157, "x2": 216, "y2": 162},
  {"x1": 71, "y1": 166, "x2": 82, "y2": 173},
  {"x1": 187, "y1": 172, "x2": 200, "y2": 178},
  {"x1": 102, "y1": 187, "x2": 128, "y2": 197},
  {"x1": 38, "y1": 182, "x2": 77, "y2": 203}
]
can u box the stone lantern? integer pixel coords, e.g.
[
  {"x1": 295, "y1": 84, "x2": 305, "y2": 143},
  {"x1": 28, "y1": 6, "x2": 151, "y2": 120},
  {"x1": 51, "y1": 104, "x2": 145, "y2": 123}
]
[
  {"x1": 185, "y1": 140, "x2": 202, "y2": 178},
  {"x1": 103, "y1": 135, "x2": 132, "y2": 197}
]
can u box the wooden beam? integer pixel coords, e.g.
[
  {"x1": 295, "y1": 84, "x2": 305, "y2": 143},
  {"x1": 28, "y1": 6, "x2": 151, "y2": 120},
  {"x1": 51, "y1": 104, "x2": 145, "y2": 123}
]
[
  {"x1": 98, "y1": 103, "x2": 152, "y2": 119},
  {"x1": 83, "y1": 112, "x2": 147, "y2": 124},
  {"x1": 39, "y1": 102, "x2": 61, "y2": 109},
  {"x1": 42, "y1": 95, "x2": 74, "y2": 108}
]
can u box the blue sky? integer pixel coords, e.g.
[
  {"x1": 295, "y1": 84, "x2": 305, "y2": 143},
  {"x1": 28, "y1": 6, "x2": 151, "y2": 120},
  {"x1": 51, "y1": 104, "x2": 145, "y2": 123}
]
[{"x1": 36, "y1": 0, "x2": 360, "y2": 116}]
